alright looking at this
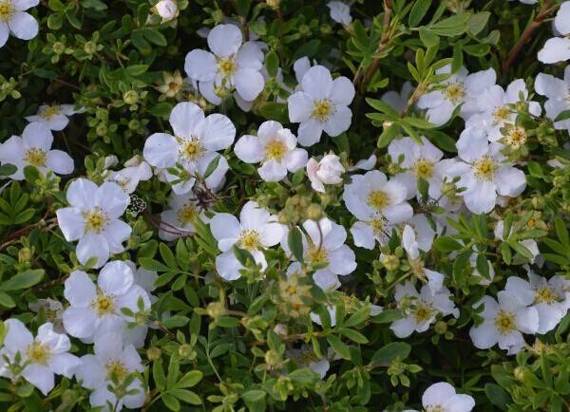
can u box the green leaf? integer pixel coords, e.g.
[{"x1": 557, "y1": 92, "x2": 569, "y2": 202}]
[
  {"x1": 429, "y1": 13, "x2": 470, "y2": 36},
  {"x1": 327, "y1": 335, "x2": 351, "y2": 360},
  {"x1": 175, "y1": 370, "x2": 203, "y2": 388},
  {"x1": 476, "y1": 254, "x2": 490, "y2": 280},
  {"x1": 169, "y1": 389, "x2": 202, "y2": 405},
  {"x1": 554, "y1": 110, "x2": 570, "y2": 122},
  {"x1": 484, "y1": 383, "x2": 509, "y2": 410},
  {"x1": 0, "y1": 292, "x2": 15, "y2": 308},
  {"x1": 344, "y1": 305, "x2": 370, "y2": 328},
  {"x1": 203, "y1": 155, "x2": 221, "y2": 179},
  {"x1": 161, "y1": 394, "x2": 180, "y2": 411},
  {"x1": 371, "y1": 342, "x2": 411, "y2": 366},
  {"x1": 143, "y1": 28, "x2": 168, "y2": 46},
  {"x1": 434, "y1": 236, "x2": 463, "y2": 252},
  {"x1": 287, "y1": 227, "x2": 304, "y2": 263},
  {"x1": 409, "y1": 0, "x2": 432, "y2": 27},
  {"x1": 1, "y1": 269, "x2": 44, "y2": 291},
  {"x1": 0, "y1": 164, "x2": 16, "y2": 177},
  {"x1": 339, "y1": 328, "x2": 369, "y2": 344},
  {"x1": 242, "y1": 389, "x2": 266, "y2": 412},
  {"x1": 468, "y1": 12, "x2": 490, "y2": 36}
]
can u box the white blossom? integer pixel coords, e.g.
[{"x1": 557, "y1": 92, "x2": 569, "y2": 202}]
[
  {"x1": 26, "y1": 104, "x2": 79, "y2": 131},
  {"x1": 307, "y1": 153, "x2": 344, "y2": 192},
  {"x1": 0, "y1": 0, "x2": 39, "y2": 48},
  {"x1": 537, "y1": 2, "x2": 570, "y2": 64},
  {"x1": 535, "y1": 66, "x2": 570, "y2": 133}
]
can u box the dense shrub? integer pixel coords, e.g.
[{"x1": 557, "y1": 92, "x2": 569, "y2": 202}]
[{"x1": 0, "y1": 0, "x2": 569, "y2": 411}]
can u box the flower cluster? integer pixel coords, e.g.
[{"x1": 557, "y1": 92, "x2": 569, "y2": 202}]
[{"x1": 0, "y1": 1, "x2": 569, "y2": 411}]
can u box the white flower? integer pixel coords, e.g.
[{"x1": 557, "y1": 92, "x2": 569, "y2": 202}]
[
  {"x1": 288, "y1": 65, "x2": 355, "y2": 146},
  {"x1": 210, "y1": 201, "x2": 285, "y2": 280},
  {"x1": 0, "y1": 0, "x2": 39, "y2": 48},
  {"x1": 106, "y1": 155, "x2": 152, "y2": 194},
  {"x1": 327, "y1": 1, "x2": 351, "y2": 25},
  {"x1": 537, "y1": 2, "x2": 570, "y2": 64},
  {"x1": 454, "y1": 128, "x2": 526, "y2": 214},
  {"x1": 62, "y1": 261, "x2": 151, "y2": 343},
  {"x1": 388, "y1": 136, "x2": 443, "y2": 199},
  {"x1": 343, "y1": 170, "x2": 413, "y2": 223},
  {"x1": 159, "y1": 192, "x2": 205, "y2": 241},
  {"x1": 287, "y1": 345, "x2": 331, "y2": 379},
  {"x1": 307, "y1": 153, "x2": 345, "y2": 192},
  {"x1": 404, "y1": 382, "x2": 475, "y2": 412},
  {"x1": 25, "y1": 104, "x2": 79, "y2": 131},
  {"x1": 391, "y1": 282, "x2": 458, "y2": 338},
  {"x1": 349, "y1": 153, "x2": 377, "y2": 171},
  {"x1": 535, "y1": 66, "x2": 570, "y2": 133},
  {"x1": 0, "y1": 123, "x2": 74, "y2": 180},
  {"x1": 465, "y1": 79, "x2": 541, "y2": 142},
  {"x1": 426, "y1": 158, "x2": 465, "y2": 211},
  {"x1": 293, "y1": 56, "x2": 316, "y2": 84},
  {"x1": 234, "y1": 120, "x2": 308, "y2": 182},
  {"x1": 143, "y1": 102, "x2": 235, "y2": 194},
  {"x1": 56, "y1": 179, "x2": 131, "y2": 268},
  {"x1": 155, "y1": 0, "x2": 178, "y2": 21},
  {"x1": 417, "y1": 66, "x2": 497, "y2": 125},
  {"x1": 284, "y1": 218, "x2": 356, "y2": 291},
  {"x1": 0, "y1": 319, "x2": 79, "y2": 395},
  {"x1": 184, "y1": 24, "x2": 265, "y2": 105},
  {"x1": 76, "y1": 333, "x2": 145, "y2": 411},
  {"x1": 381, "y1": 81, "x2": 413, "y2": 112},
  {"x1": 469, "y1": 291, "x2": 539, "y2": 354},
  {"x1": 494, "y1": 220, "x2": 539, "y2": 263},
  {"x1": 505, "y1": 272, "x2": 570, "y2": 334}
]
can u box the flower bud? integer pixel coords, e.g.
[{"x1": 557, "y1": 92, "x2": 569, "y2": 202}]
[
  {"x1": 147, "y1": 347, "x2": 162, "y2": 361},
  {"x1": 155, "y1": 0, "x2": 178, "y2": 21}
]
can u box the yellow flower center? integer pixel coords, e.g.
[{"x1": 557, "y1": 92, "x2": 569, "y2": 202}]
[
  {"x1": 444, "y1": 82, "x2": 464, "y2": 104},
  {"x1": 0, "y1": 2, "x2": 13, "y2": 23},
  {"x1": 179, "y1": 138, "x2": 204, "y2": 162},
  {"x1": 105, "y1": 360, "x2": 128, "y2": 381},
  {"x1": 473, "y1": 156, "x2": 496, "y2": 181},
  {"x1": 176, "y1": 204, "x2": 197, "y2": 225},
  {"x1": 493, "y1": 105, "x2": 511, "y2": 123},
  {"x1": 40, "y1": 105, "x2": 61, "y2": 119},
  {"x1": 218, "y1": 57, "x2": 237, "y2": 77},
  {"x1": 307, "y1": 245, "x2": 329, "y2": 266},
  {"x1": 265, "y1": 139, "x2": 287, "y2": 161},
  {"x1": 367, "y1": 190, "x2": 390, "y2": 211},
  {"x1": 83, "y1": 208, "x2": 108, "y2": 234},
  {"x1": 92, "y1": 294, "x2": 115, "y2": 316},
  {"x1": 370, "y1": 217, "x2": 386, "y2": 235},
  {"x1": 413, "y1": 158, "x2": 434, "y2": 180},
  {"x1": 412, "y1": 303, "x2": 434, "y2": 323},
  {"x1": 24, "y1": 148, "x2": 47, "y2": 167},
  {"x1": 495, "y1": 310, "x2": 516, "y2": 335},
  {"x1": 26, "y1": 341, "x2": 51, "y2": 365},
  {"x1": 505, "y1": 126, "x2": 527, "y2": 149},
  {"x1": 535, "y1": 287, "x2": 558, "y2": 304},
  {"x1": 239, "y1": 229, "x2": 261, "y2": 251},
  {"x1": 311, "y1": 99, "x2": 333, "y2": 121}
]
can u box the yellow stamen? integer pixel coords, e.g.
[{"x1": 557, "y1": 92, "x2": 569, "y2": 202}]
[
  {"x1": 179, "y1": 138, "x2": 203, "y2": 162},
  {"x1": 92, "y1": 294, "x2": 115, "y2": 316},
  {"x1": 473, "y1": 156, "x2": 496, "y2": 181},
  {"x1": 444, "y1": 83, "x2": 464, "y2": 104},
  {"x1": 39, "y1": 105, "x2": 61, "y2": 120},
  {"x1": 0, "y1": 2, "x2": 14, "y2": 23},
  {"x1": 26, "y1": 341, "x2": 51, "y2": 365},
  {"x1": 493, "y1": 106, "x2": 511, "y2": 123},
  {"x1": 367, "y1": 190, "x2": 390, "y2": 211},
  {"x1": 239, "y1": 229, "x2": 261, "y2": 251},
  {"x1": 307, "y1": 246, "x2": 328, "y2": 265},
  {"x1": 105, "y1": 360, "x2": 128, "y2": 381},
  {"x1": 217, "y1": 57, "x2": 237, "y2": 77},
  {"x1": 83, "y1": 208, "x2": 108, "y2": 234},
  {"x1": 311, "y1": 99, "x2": 333, "y2": 121},
  {"x1": 535, "y1": 287, "x2": 558, "y2": 304},
  {"x1": 177, "y1": 204, "x2": 197, "y2": 225},
  {"x1": 264, "y1": 140, "x2": 287, "y2": 161},
  {"x1": 505, "y1": 126, "x2": 527, "y2": 149},
  {"x1": 413, "y1": 158, "x2": 434, "y2": 180},
  {"x1": 24, "y1": 148, "x2": 47, "y2": 167},
  {"x1": 495, "y1": 310, "x2": 516, "y2": 335},
  {"x1": 412, "y1": 303, "x2": 434, "y2": 323}
]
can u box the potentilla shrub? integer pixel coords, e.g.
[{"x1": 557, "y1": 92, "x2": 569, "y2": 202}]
[{"x1": 0, "y1": 0, "x2": 569, "y2": 410}]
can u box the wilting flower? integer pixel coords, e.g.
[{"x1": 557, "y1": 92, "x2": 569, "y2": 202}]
[
  {"x1": 26, "y1": 104, "x2": 79, "y2": 131},
  {"x1": 306, "y1": 153, "x2": 345, "y2": 192},
  {"x1": 0, "y1": 122, "x2": 74, "y2": 180},
  {"x1": 185, "y1": 24, "x2": 265, "y2": 106},
  {"x1": 469, "y1": 291, "x2": 538, "y2": 354},
  {"x1": 105, "y1": 155, "x2": 152, "y2": 194},
  {"x1": 210, "y1": 201, "x2": 285, "y2": 280},
  {"x1": 56, "y1": 179, "x2": 131, "y2": 268},
  {"x1": 62, "y1": 261, "x2": 151, "y2": 342},
  {"x1": 0, "y1": 0, "x2": 39, "y2": 48},
  {"x1": 234, "y1": 120, "x2": 307, "y2": 182},
  {"x1": 143, "y1": 101, "x2": 235, "y2": 194},
  {"x1": 76, "y1": 333, "x2": 145, "y2": 411},
  {"x1": 0, "y1": 319, "x2": 79, "y2": 395},
  {"x1": 288, "y1": 65, "x2": 355, "y2": 146}
]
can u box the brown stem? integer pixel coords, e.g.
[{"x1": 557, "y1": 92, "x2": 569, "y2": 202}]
[
  {"x1": 353, "y1": 0, "x2": 393, "y2": 93},
  {"x1": 501, "y1": 1, "x2": 559, "y2": 74}
]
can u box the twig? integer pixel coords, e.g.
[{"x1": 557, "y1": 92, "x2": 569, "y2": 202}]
[
  {"x1": 353, "y1": 0, "x2": 393, "y2": 93},
  {"x1": 501, "y1": 0, "x2": 559, "y2": 74}
]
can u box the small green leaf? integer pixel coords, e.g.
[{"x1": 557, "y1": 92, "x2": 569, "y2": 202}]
[
  {"x1": 371, "y1": 342, "x2": 411, "y2": 366},
  {"x1": 287, "y1": 227, "x2": 304, "y2": 263}
]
